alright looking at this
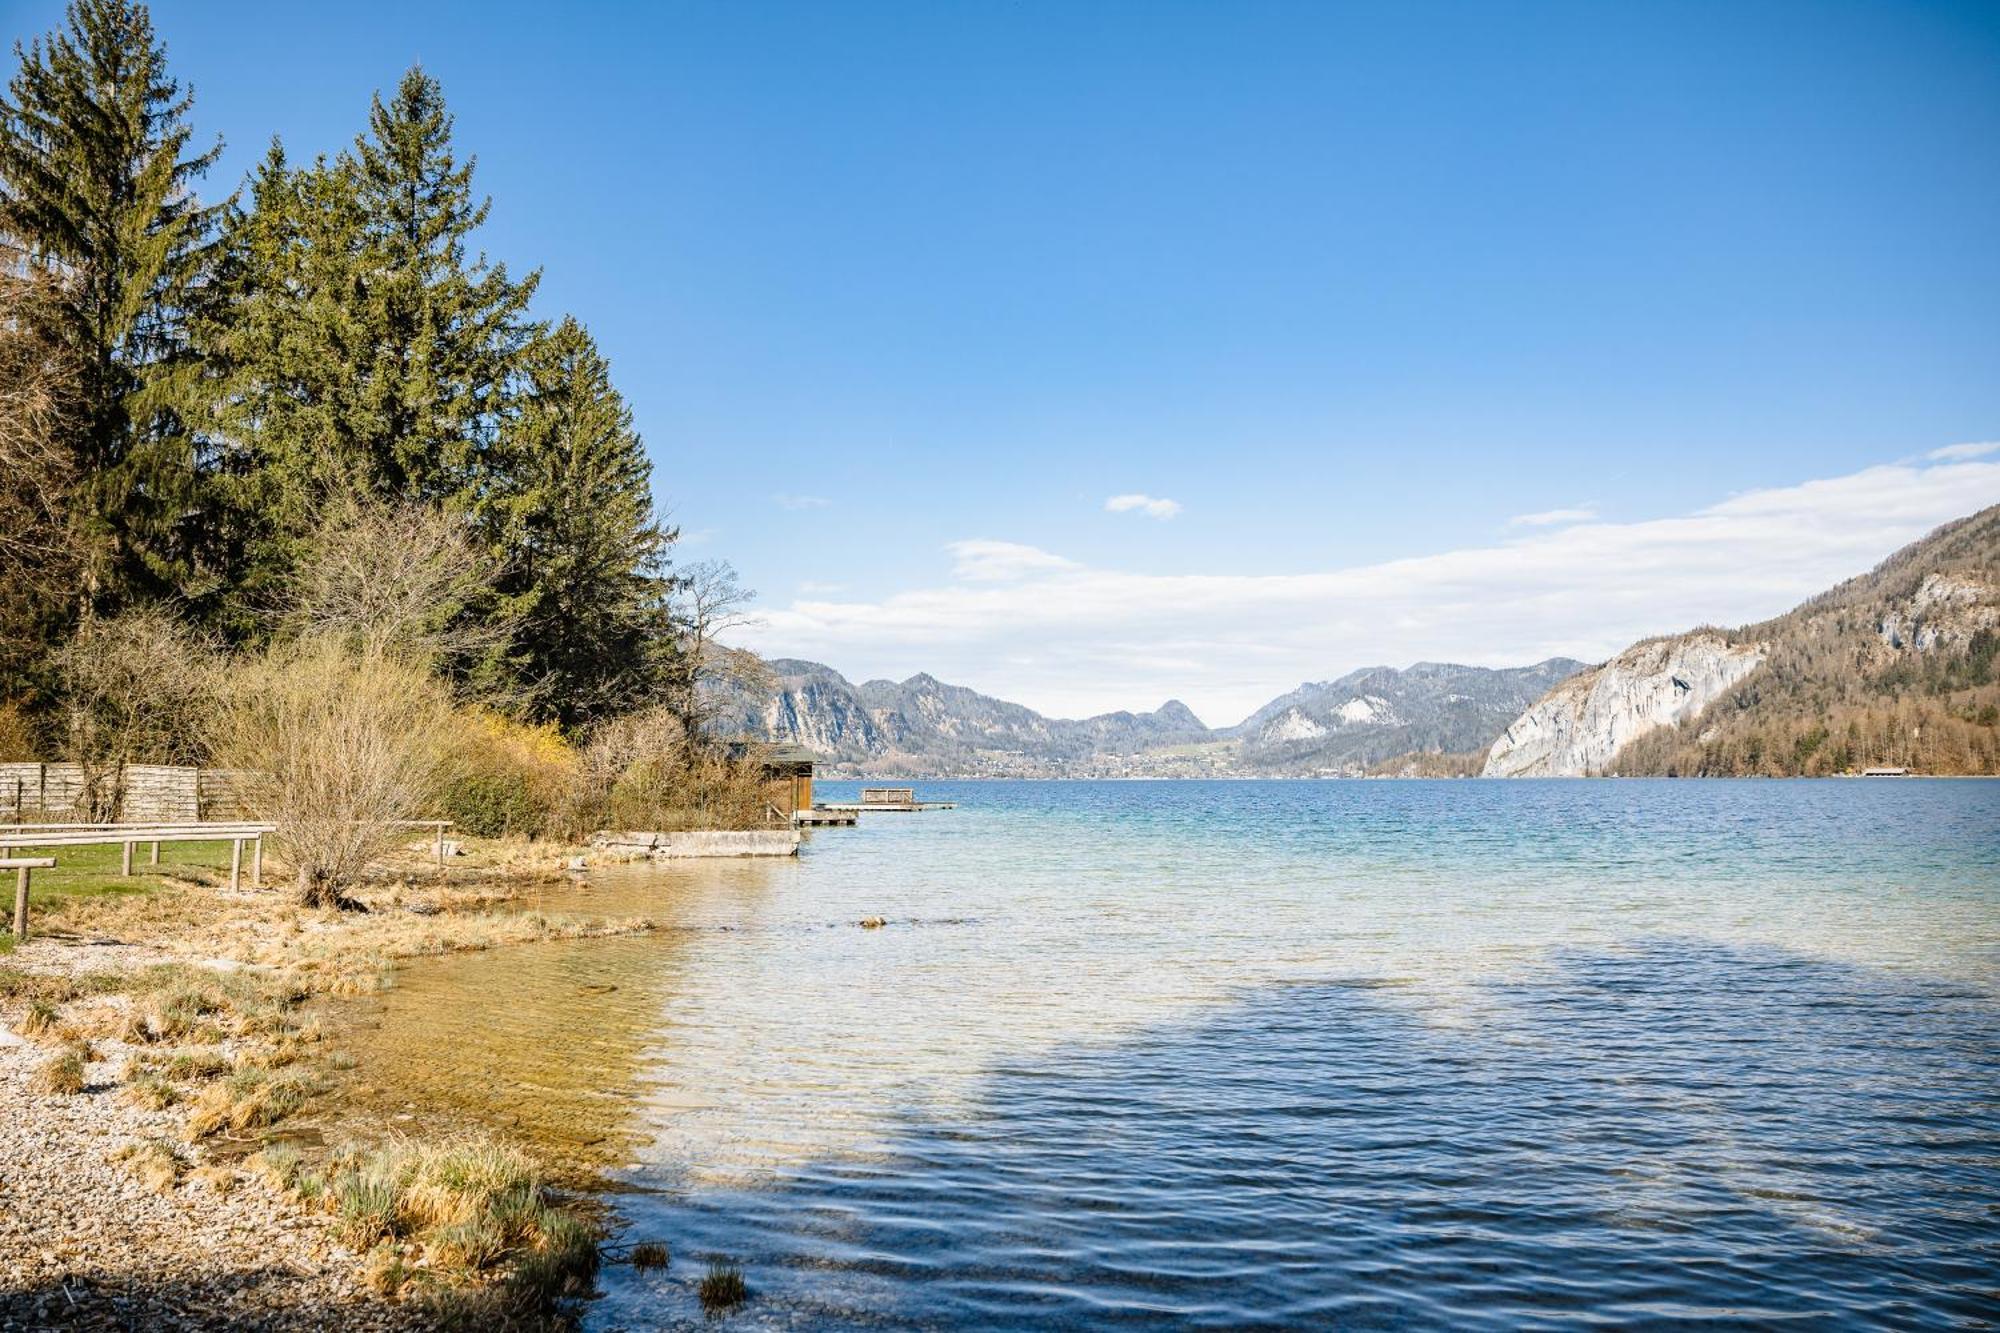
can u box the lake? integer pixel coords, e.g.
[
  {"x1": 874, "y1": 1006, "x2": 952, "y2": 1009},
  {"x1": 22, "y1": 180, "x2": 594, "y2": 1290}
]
[{"x1": 337, "y1": 779, "x2": 2000, "y2": 1328}]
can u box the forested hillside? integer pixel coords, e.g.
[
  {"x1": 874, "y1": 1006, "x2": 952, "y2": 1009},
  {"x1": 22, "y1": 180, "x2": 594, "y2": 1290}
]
[{"x1": 1610, "y1": 506, "x2": 2000, "y2": 775}]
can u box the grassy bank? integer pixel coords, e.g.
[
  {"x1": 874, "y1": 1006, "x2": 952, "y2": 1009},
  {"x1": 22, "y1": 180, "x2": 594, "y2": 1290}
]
[{"x1": 0, "y1": 846, "x2": 649, "y2": 1321}]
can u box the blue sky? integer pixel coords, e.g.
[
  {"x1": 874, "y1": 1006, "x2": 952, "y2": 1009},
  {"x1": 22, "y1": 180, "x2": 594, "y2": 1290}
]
[{"x1": 8, "y1": 0, "x2": 1999, "y2": 720}]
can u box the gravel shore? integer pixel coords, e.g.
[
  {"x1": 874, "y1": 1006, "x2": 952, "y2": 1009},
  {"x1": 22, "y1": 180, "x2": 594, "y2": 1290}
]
[{"x1": 0, "y1": 942, "x2": 415, "y2": 1330}]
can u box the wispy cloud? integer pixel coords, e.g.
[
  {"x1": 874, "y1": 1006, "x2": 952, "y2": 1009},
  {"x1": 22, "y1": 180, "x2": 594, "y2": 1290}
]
[
  {"x1": 1927, "y1": 441, "x2": 2000, "y2": 462},
  {"x1": 1509, "y1": 505, "x2": 1597, "y2": 527},
  {"x1": 1105, "y1": 493, "x2": 1183, "y2": 520},
  {"x1": 773, "y1": 493, "x2": 831, "y2": 510},
  {"x1": 737, "y1": 453, "x2": 2000, "y2": 723},
  {"x1": 947, "y1": 539, "x2": 1079, "y2": 582}
]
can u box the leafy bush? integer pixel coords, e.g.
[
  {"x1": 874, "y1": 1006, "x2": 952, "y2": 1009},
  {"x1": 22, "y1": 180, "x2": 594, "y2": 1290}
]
[
  {"x1": 438, "y1": 710, "x2": 574, "y2": 838},
  {"x1": 439, "y1": 772, "x2": 540, "y2": 838}
]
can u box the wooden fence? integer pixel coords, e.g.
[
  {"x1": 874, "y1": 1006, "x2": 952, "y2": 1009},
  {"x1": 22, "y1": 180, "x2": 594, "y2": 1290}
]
[{"x1": 0, "y1": 763, "x2": 258, "y2": 823}]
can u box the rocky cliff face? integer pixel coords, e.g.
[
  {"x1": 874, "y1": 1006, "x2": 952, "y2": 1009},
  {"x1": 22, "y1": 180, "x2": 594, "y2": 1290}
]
[
  {"x1": 1876, "y1": 573, "x2": 1998, "y2": 653},
  {"x1": 1489, "y1": 504, "x2": 2000, "y2": 778},
  {"x1": 1482, "y1": 635, "x2": 1767, "y2": 777}
]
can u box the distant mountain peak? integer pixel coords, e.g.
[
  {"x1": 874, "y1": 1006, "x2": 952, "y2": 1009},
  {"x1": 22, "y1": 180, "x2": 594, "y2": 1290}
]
[{"x1": 712, "y1": 654, "x2": 1587, "y2": 777}]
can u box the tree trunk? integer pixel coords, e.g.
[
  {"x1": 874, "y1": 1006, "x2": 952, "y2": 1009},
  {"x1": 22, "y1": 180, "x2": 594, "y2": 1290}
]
[{"x1": 296, "y1": 863, "x2": 338, "y2": 909}]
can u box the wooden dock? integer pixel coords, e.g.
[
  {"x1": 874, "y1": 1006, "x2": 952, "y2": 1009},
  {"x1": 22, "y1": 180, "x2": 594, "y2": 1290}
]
[
  {"x1": 795, "y1": 808, "x2": 859, "y2": 826},
  {"x1": 812, "y1": 788, "x2": 956, "y2": 815}
]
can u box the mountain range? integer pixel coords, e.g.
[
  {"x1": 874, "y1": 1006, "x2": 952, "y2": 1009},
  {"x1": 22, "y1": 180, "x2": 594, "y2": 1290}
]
[
  {"x1": 726, "y1": 506, "x2": 1999, "y2": 779},
  {"x1": 715, "y1": 657, "x2": 1585, "y2": 777}
]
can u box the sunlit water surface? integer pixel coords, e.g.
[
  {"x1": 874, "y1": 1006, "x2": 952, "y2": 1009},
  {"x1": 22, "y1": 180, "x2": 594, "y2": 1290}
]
[{"x1": 336, "y1": 780, "x2": 2000, "y2": 1328}]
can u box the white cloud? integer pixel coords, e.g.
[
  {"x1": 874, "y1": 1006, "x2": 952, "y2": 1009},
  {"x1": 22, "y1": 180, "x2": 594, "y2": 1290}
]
[
  {"x1": 946, "y1": 539, "x2": 1079, "y2": 582},
  {"x1": 734, "y1": 454, "x2": 2000, "y2": 724},
  {"x1": 773, "y1": 493, "x2": 830, "y2": 510},
  {"x1": 1105, "y1": 493, "x2": 1183, "y2": 520},
  {"x1": 1927, "y1": 441, "x2": 2000, "y2": 462},
  {"x1": 1509, "y1": 505, "x2": 1597, "y2": 527}
]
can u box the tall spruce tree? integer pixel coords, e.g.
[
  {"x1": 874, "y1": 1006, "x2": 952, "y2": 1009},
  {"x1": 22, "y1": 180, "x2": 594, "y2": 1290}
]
[
  {"x1": 200, "y1": 142, "x2": 376, "y2": 635},
  {"x1": 202, "y1": 68, "x2": 539, "y2": 651},
  {"x1": 0, "y1": 0, "x2": 224, "y2": 613},
  {"x1": 350, "y1": 66, "x2": 536, "y2": 502},
  {"x1": 491, "y1": 316, "x2": 675, "y2": 731}
]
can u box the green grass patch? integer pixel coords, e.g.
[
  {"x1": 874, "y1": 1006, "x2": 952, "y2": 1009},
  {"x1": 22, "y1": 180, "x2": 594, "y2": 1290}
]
[
  {"x1": 698, "y1": 1258, "x2": 748, "y2": 1313},
  {"x1": 0, "y1": 838, "x2": 238, "y2": 910}
]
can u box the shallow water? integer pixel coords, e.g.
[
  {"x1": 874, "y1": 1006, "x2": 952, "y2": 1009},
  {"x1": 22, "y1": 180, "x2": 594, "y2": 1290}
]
[{"x1": 337, "y1": 779, "x2": 2000, "y2": 1328}]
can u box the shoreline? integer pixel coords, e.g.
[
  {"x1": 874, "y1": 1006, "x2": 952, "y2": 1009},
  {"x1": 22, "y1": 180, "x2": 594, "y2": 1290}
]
[{"x1": 0, "y1": 839, "x2": 653, "y2": 1326}]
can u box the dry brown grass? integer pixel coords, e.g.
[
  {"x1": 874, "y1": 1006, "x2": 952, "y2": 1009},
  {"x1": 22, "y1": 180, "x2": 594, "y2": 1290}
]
[
  {"x1": 118, "y1": 1070, "x2": 182, "y2": 1110},
  {"x1": 698, "y1": 1258, "x2": 748, "y2": 1313},
  {"x1": 3, "y1": 856, "x2": 640, "y2": 1316},
  {"x1": 31, "y1": 1044, "x2": 86, "y2": 1094},
  {"x1": 18, "y1": 997, "x2": 60, "y2": 1038},
  {"x1": 36, "y1": 877, "x2": 655, "y2": 1000},
  {"x1": 185, "y1": 1063, "x2": 321, "y2": 1139},
  {"x1": 187, "y1": 1163, "x2": 240, "y2": 1196},
  {"x1": 113, "y1": 1138, "x2": 184, "y2": 1194},
  {"x1": 304, "y1": 1134, "x2": 599, "y2": 1315}
]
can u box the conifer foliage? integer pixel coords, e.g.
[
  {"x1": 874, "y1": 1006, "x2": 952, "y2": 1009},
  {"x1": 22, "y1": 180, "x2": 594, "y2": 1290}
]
[
  {"x1": 1, "y1": 4, "x2": 687, "y2": 734},
  {"x1": 490, "y1": 317, "x2": 673, "y2": 732},
  {"x1": 0, "y1": 0, "x2": 225, "y2": 612},
  {"x1": 347, "y1": 66, "x2": 537, "y2": 502}
]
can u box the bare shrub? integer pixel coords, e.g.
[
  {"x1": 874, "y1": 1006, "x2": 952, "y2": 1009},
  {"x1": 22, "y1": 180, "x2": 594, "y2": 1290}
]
[
  {"x1": 0, "y1": 699, "x2": 39, "y2": 761},
  {"x1": 0, "y1": 267, "x2": 82, "y2": 680},
  {"x1": 558, "y1": 708, "x2": 778, "y2": 835},
  {"x1": 283, "y1": 496, "x2": 512, "y2": 678},
  {"x1": 659, "y1": 560, "x2": 765, "y2": 744},
  {"x1": 54, "y1": 609, "x2": 220, "y2": 818},
  {"x1": 214, "y1": 639, "x2": 459, "y2": 907}
]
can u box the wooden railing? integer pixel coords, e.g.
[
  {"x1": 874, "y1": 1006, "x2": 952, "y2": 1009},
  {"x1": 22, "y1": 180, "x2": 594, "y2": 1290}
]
[
  {"x1": 2, "y1": 857, "x2": 56, "y2": 940},
  {"x1": 0, "y1": 822, "x2": 276, "y2": 891}
]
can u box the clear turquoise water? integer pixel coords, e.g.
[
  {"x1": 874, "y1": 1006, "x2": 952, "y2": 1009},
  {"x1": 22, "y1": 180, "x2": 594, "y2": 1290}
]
[{"x1": 371, "y1": 779, "x2": 2000, "y2": 1328}]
